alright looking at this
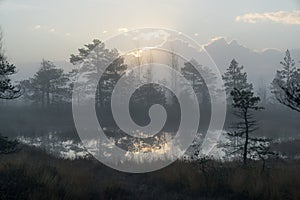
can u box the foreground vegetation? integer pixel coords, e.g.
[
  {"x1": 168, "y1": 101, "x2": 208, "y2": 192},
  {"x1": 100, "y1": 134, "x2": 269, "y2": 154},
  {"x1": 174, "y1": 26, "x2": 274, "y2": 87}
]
[{"x1": 0, "y1": 145, "x2": 300, "y2": 200}]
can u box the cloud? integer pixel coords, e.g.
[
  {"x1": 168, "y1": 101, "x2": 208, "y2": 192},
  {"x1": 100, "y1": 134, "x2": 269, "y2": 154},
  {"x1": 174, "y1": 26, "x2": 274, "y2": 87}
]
[
  {"x1": 201, "y1": 36, "x2": 250, "y2": 51},
  {"x1": 118, "y1": 28, "x2": 128, "y2": 33},
  {"x1": 203, "y1": 36, "x2": 226, "y2": 46},
  {"x1": 236, "y1": 10, "x2": 300, "y2": 25},
  {"x1": 31, "y1": 25, "x2": 71, "y2": 37}
]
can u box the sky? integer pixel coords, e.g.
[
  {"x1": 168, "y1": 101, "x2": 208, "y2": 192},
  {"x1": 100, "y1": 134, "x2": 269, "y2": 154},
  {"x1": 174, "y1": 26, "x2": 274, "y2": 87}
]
[{"x1": 0, "y1": 0, "x2": 299, "y2": 64}]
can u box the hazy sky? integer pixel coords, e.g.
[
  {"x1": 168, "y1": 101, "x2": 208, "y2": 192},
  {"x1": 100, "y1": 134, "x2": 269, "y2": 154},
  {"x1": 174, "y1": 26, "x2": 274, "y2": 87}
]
[{"x1": 0, "y1": 0, "x2": 299, "y2": 64}]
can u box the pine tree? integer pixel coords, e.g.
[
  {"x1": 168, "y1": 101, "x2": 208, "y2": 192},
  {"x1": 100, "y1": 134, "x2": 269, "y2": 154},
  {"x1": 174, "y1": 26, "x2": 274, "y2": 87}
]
[
  {"x1": 181, "y1": 59, "x2": 216, "y2": 105},
  {"x1": 0, "y1": 31, "x2": 21, "y2": 100},
  {"x1": 222, "y1": 59, "x2": 254, "y2": 160},
  {"x1": 222, "y1": 59, "x2": 252, "y2": 100},
  {"x1": 229, "y1": 88, "x2": 263, "y2": 165},
  {"x1": 0, "y1": 57, "x2": 21, "y2": 99},
  {"x1": 271, "y1": 49, "x2": 300, "y2": 112},
  {"x1": 21, "y1": 60, "x2": 69, "y2": 108},
  {"x1": 222, "y1": 62, "x2": 276, "y2": 166},
  {"x1": 70, "y1": 39, "x2": 127, "y2": 108},
  {"x1": 0, "y1": 29, "x2": 19, "y2": 153}
]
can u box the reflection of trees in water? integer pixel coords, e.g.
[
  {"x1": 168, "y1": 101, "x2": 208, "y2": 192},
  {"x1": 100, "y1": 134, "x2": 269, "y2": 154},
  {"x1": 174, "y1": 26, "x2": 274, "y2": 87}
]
[
  {"x1": 17, "y1": 132, "x2": 89, "y2": 159},
  {"x1": 16, "y1": 131, "x2": 186, "y2": 163}
]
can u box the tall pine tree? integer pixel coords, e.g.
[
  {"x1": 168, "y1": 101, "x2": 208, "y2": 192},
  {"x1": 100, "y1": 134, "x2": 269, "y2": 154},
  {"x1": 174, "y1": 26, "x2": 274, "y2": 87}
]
[
  {"x1": 272, "y1": 50, "x2": 300, "y2": 112},
  {"x1": 0, "y1": 31, "x2": 21, "y2": 100},
  {"x1": 222, "y1": 59, "x2": 252, "y2": 100},
  {"x1": 70, "y1": 39, "x2": 127, "y2": 108}
]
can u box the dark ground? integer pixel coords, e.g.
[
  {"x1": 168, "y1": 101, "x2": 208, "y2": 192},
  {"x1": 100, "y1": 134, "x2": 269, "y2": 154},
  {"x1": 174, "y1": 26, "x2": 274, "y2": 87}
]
[{"x1": 1, "y1": 145, "x2": 300, "y2": 200}]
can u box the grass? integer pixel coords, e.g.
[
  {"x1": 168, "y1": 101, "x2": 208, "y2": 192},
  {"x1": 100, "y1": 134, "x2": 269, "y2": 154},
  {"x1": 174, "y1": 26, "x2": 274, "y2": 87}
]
[{"x1": 0, "y1": 145, "x2": 300, "y2": 199}]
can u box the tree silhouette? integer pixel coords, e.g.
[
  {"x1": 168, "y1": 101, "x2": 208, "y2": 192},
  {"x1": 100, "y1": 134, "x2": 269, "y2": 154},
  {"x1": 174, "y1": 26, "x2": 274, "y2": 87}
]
[
  {"x1": 0, "y1": 31, "x2": 21, "y2": 99},
  {"x1": 181, "y1": 59, "x2": 216, "y2": 105},
  {"x1": 222, "y1": 59, "x2": 253, "y2": 157},
  {"x1": 0, "y1": 135, "x2": 18, "y2": 154},
  {"x1": 22, "y1": 60, "x2": 69, "y2": 108},
  {"x1": 223, "y1": 62, "x2": 275, "y2": 166},
  {"x1": 229, "y1": 88, "x2": 263, "y2": 165},
  {"x1": 222, "y1": 59, "x2": 252, "y2": 100},
  {"x1": 70, "y1": 39, "x2": 127, "y2": 108},
  {"x1": 0, "y1": 28, "x2": 19, "y2": 153},
  {"x1": 272, "y1": 49, "x2": 300, "y2": 112},
  {"x1": 248, "y1": 137, "x2": 277, "y2": 172}
]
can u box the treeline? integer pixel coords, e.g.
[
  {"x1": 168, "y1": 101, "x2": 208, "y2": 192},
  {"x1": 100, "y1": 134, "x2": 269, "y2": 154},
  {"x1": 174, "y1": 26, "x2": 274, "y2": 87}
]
[
  {"x1": 12, "y1": 39, "x2": 217, "y2": 132},
  {"x1": 18, "y1": 40, "x2": 216, "y2": 110},
  {"x1": 15, "y1": 41, "x2": 299, "y2": 113},
  {"x1": 1, "y1": 36, "x2": 300, "y2": 143}
]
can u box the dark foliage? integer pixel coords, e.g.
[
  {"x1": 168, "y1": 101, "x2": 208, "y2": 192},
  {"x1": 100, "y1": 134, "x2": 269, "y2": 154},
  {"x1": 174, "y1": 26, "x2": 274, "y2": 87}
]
[
  {"x1": 272, "y1": 50, "x2": 300, "y2": 112},
  {"x1": 0, "y1": 34, "x2": 21, "y2": 99},
  {"x1": 0, "y1": 134, "x2": 18, "y2": 154},
  {"x1": 0, "y1": 146, "x2": 300, "y2": 200}
]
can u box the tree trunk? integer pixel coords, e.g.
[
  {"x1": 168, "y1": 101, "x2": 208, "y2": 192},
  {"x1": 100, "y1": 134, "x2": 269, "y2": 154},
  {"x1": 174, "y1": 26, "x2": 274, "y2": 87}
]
[
  {"x1": 41, "y1": 89, "x2": 45, "y2": 108},
  {"x1": 243, "y1": 110, "x2": 249, "y2": 166},
  {"x1": 46, "y1": 83, "x2": 50, "y2": 108},
  {"x1": 261, "y1": 157, "x2": 266, "y2": 174}
]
